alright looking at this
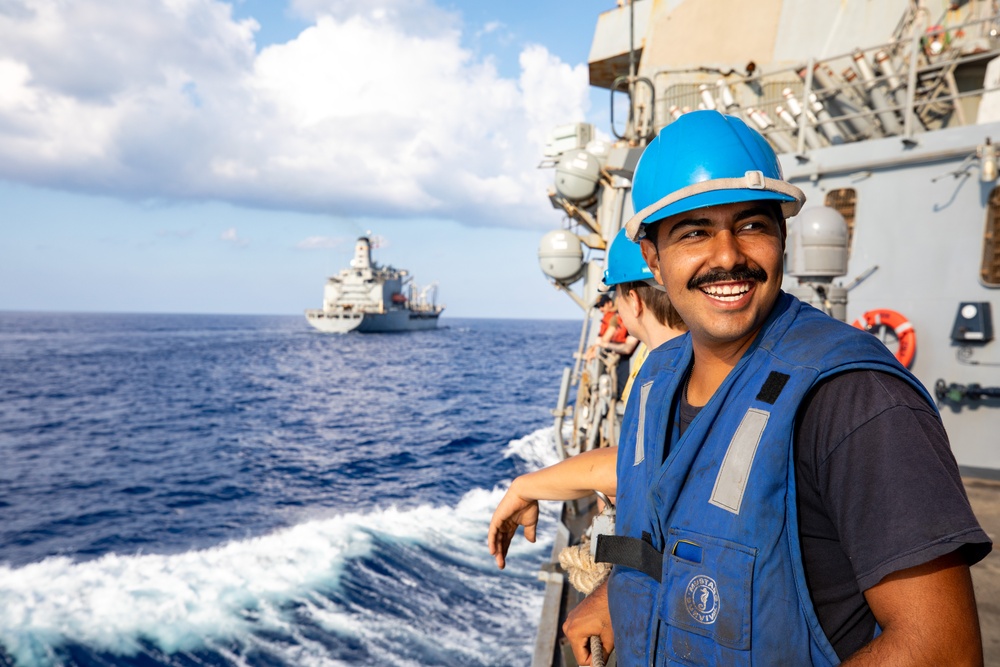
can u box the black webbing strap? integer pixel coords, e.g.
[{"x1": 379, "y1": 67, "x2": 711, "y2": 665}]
[{"x1": 594, "y1": 534, "x2": 664, "y2": 583}]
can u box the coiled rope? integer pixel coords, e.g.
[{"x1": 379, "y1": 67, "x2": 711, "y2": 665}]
[{"x1": 558, "y1": 538, "x2": 611, "y2": 596}]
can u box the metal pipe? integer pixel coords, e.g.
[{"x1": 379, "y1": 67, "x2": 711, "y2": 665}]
[
  {"x1": 809, "y1": 93, "x2": 847, "y2": 145},
  {"x1": 797, "y1": 58, "x2": 816, "y2": 153},
  {"x1": 904, "y1": 23, "x2": 922, "y2": 137},
  {"x1": 571, "y1": 311, "x2": 592, "y2": 389},
  {"x1": 784, "y1": 87, "x2": 823, "y2": 150},
  {"x1": 775, "y1": 105, "x2": 798, "y2": 129},
  {"x1": 627, "y1": 0, "x2": 636, "y2": 141},
  {"x1": 945, "y1": 69, "x2": 969, "y2": 126},
  {"x1": 854, "y1": 50, "x2": 904, "y2": 135},
  {"x1": 747, "y1": 107, "x2": 797, "y2": 154},
  {"x1": 552, "y1": 367, "x2": 572, "y2": 459},
  {"x1": 875, "y1": 50, "x2": 903, "y2": 92},
  {"x1": 841, "y1": 66, "x2": 870, "y2": 107},
  {"x1": 699, "y1": 84, "x2": 717, "y2": 111},
  {"x1": 716, "y1": 79, "x2": 738, "y2": 110},
  {"x1": 812, "y1": 64, "x2": 875, "y2": 138}
]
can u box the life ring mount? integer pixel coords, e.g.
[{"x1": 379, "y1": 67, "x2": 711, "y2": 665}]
[{"x1": 852, "y1": 309, "x2": 916, "y2": 368}]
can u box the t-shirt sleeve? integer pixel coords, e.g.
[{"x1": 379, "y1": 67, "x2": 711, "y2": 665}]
[{"x1": 798, "y1": 370, "x2": 992, "y2": 592}]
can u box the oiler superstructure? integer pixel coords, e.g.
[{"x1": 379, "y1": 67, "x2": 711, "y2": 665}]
[
  {"x1": 305, "y1": 236, "x2": 443, "y2": 333},
  {"x1": 532, "y1": 2, "x2": 1000, "y2": 664}
]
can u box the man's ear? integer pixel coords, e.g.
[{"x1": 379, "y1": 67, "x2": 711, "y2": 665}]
[
  {"x1": 639, "y1": 238, "x2": 664, "y2": 286},
  {"x1": 629, "y1": 290, "x2": 644, "y2": 319}
]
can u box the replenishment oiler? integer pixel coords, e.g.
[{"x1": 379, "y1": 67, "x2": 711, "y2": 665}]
[
  {"x1": 531, "y1": 1, "x2": 1000, "y2": 664},
  {"x1": 305, "y1": 235, "x2": 443, "y2": 333}
]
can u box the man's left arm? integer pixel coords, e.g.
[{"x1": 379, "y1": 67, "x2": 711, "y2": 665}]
[
  {"x1": 842, "y1": 550, "x2": 982, "y2": 666},
  {"x1": 797, "y1": 370, "x2": 992, "y2": 662}
]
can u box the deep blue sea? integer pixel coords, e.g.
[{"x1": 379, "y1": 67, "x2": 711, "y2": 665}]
[{"x1": 0, "y1": 312, "x2": 578, "y2": 667}]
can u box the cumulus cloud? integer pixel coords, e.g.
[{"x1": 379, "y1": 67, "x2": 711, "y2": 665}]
[{"x1": 0, "y1": 0, "x2": 590, "y2": 228}]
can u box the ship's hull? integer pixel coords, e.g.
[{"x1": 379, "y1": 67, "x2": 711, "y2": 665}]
[{"x1": 305, "y1": 308, "x2": 441, "y2": 333}]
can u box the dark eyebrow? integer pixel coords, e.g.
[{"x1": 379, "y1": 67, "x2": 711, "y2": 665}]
[
  {"x1": 734, "y1": 205, "x2": 776, "y2": 222},
  {"x1": 667, "y1": 204, "x2": 777, "y2": 237},
  {"x1": 666, "y1": 216, "x2": 712, "y2": 237}
]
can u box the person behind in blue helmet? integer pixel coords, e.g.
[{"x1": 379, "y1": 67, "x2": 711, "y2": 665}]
[
  {"x1": 487, "y1": 229, "x2": 686, "y2": 633},
  {"x1": 597, "y1": 228, "x2": 685, "y2": 403},
  {"x1": 570, "y1": 109, "x2": 991, "y2": 667}
]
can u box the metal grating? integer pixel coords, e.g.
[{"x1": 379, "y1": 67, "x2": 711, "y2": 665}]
[
  {"x1": 655, "y1": 78, "x2": 803, "y2": 151},
  {"x1": 824, "y1": 188, "x2": 857, "y2": 254},
  {"x1": 982, "y1": 187, "x2": 1000, "y2": 286}
]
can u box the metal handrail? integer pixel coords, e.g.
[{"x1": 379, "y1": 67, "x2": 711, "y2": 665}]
[{"x1": 653, "y1": 13, "x2": 1000, "y2": 152}]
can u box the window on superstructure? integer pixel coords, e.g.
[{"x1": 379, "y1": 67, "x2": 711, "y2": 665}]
[
  {"x1": 824, "y1": 188, "x2": 857, "y2": 254},
  {"x1": 982, "y1": 186, "x2": 1000, "y2": 286}
]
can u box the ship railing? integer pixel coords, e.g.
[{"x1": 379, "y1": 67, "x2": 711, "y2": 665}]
[{"x1": 649, "y1": 13, "x2": 1000, "y2": 155}]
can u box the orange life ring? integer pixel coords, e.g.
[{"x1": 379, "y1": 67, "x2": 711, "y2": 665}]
[{"x1": 852, "y1": 309, "x2": 916, "y2": 368}]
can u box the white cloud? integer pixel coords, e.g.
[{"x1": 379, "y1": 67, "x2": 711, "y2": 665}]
[
  {"x1": 220, "y1": 226, "x2": 248, "y2": 246},
  {"x1": 476, "y1": 20, "x2": 504, "y2": 38},
  {"x1": 0, "y1": 0, "x2": 590, "y2": 229}
]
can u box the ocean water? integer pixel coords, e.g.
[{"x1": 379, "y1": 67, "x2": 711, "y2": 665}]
[{"x1": 0, "y1": 312, "x2": 578, "y2": 667}]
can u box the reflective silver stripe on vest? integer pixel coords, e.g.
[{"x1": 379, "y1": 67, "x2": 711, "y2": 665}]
[
  {"x1": 709, "y1": 408, "x2": 770, "y2": 514},
  {"x1": 635, "y1": 381, "x2": 654, "y2": 465}
]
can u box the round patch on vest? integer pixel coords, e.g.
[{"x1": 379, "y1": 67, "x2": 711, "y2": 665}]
[{"x1": 685, "y1": 575, "x2": 720, "y2": 624}]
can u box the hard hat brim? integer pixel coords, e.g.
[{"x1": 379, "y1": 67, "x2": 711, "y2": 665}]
[
  {"x1": 625, "y1": 178, "x2": 804, "y2": 241},
  {"x1": 643, "y1": 188, "x2": 797, "y2": 227}
]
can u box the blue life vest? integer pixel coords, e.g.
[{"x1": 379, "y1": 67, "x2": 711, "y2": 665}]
[{"x1": 602, "y1": 293, "x2": 934, "y2": 667}]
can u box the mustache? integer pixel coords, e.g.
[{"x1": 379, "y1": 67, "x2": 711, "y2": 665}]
[{"x1": 688, "y1": 266, "x2": 768, "y2": 290}]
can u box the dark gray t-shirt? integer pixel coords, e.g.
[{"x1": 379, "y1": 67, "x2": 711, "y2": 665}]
[{"x1": 678, "y1": 369, "x2": 991, "y2": 660}]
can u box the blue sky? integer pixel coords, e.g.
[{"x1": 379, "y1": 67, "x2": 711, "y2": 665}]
[{"x1": 0, "y1": 0, "x2": 614, "y2": 319}]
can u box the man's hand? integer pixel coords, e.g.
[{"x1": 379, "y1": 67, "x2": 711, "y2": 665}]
[
  {"x1": 487, "y1": 481, "x2": 539, "y2": 569},
  {"x1": 562, "y1": 580, "x2": 614, "y2": 666}
]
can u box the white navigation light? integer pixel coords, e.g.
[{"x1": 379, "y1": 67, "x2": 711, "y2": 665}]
[
  {"x1": 554, "y1": 150, "x2": 601, "y2": 202},
  {"x1": 538, "y1": 230, "x2": 585, "y2": 283},
  {"x1": 979, "y1": 139, "x2": 998, "y2": 182}
]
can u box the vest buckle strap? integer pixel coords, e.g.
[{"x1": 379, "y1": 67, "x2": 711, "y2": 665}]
[{"x1": 595, "y1": 534, "x2": 663, "y2": 582}]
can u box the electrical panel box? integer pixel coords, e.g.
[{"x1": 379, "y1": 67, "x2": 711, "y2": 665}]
[{"x1": 950, "y1": 302, "x2": 994, "y2": 343}]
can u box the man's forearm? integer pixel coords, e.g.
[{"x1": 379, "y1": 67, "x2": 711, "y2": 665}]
[{"x1": 513, "y1": 447, "x2": 617, "y2": 501}]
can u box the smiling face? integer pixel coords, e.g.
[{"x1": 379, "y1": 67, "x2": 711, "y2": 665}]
[{"x1": 639, "y1": 201, "x2": 784, "y2": 357}]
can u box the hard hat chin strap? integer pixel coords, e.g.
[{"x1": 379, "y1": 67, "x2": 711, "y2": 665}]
[{"x1": 624, "y1": 171, "x2": 806, "y2": 241}]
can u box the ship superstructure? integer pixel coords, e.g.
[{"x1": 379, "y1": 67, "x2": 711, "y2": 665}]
[
  {"x1": 533, "y1": 1, "x2": 1000, "y2": 664},
  {"x1": 305, "y1": 236, "x2": 443, "y2": 333}
]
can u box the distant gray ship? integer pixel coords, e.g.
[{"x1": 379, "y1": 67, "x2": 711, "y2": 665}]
[{"x1": 305, "y1": 236, "x2": 443, "y2": 333}]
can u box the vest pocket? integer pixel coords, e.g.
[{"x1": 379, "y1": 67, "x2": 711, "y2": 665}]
[{"x1": 656, "y1": 528, "x2": 756, "y2": 664}]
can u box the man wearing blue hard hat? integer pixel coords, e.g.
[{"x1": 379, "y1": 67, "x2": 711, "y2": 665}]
[{"x1": 575, "y1": 110, "x2": 991, "y2": 666}]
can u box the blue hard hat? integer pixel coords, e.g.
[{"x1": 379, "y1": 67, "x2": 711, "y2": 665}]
[
  {"x1": 603, "y1": 228, "x2": 654, "y2": 287},
  {"x1": 624, "y1": 110, "x2": 805, "y2": 241}
]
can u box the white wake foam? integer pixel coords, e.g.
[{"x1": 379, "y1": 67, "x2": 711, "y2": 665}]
[
  {"x1": 0, "y1": 427, "x2": 560, "y2": 666},
  {"x1": 503, "y1": 424, "x2": 562, "y2": 471}
]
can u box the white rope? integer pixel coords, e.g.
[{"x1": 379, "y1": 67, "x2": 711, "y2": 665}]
[
  {"x1": 590, "y1": 636, "x2": 607, "y2": 667},
  {"x1": 558, "y1": 539, "x2": 611, "y2": 595}
]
